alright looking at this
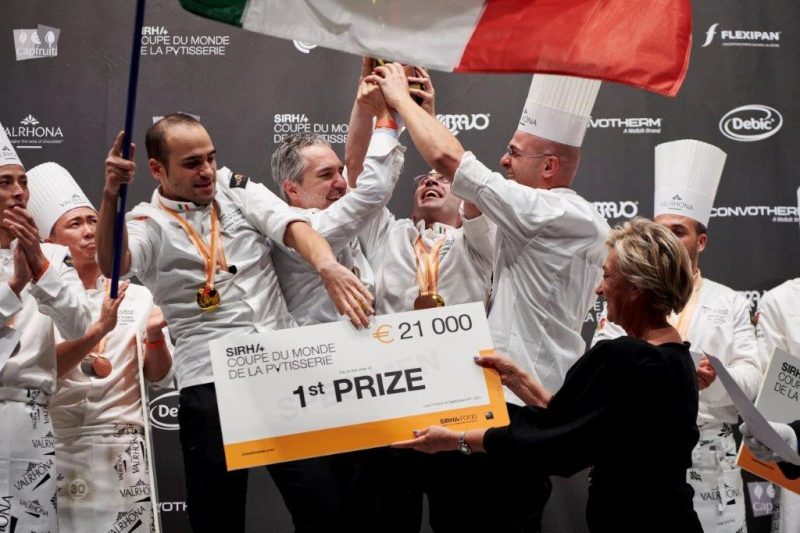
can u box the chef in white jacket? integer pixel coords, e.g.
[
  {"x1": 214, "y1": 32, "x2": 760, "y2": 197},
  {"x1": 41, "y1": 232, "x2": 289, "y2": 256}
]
[
  {"x1": 752, "y1": 186, "x2": 800, "y2": 533},
  {"x1": 26, "y1": 162, "x2": 173, "y2": 533},
  {"x1": 365, "y1": 66, "x2": 609, "y2": 532},
  {"x1": 593, "y1": 139, "x2": 761, "y2": 532},
  {"x1": 0, "y1": 124, "x2": 92, "y2": 533}
]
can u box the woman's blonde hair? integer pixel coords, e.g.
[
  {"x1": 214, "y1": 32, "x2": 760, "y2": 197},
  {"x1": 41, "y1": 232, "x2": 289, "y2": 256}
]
[{"x1": 606, "y1": 217, "x2": 693, "y2": 316}]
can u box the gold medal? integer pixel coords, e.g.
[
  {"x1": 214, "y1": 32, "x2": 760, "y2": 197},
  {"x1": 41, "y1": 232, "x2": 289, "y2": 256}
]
[
  {"x1": 196, "y1": 285, "x2": 221, "y2": 312},
  {"x1": 413, "y1": 292, "x2": 446, "y2": 310},
  {"x1": 159, "y1": 200, "x2": 229, "y2": 314}
]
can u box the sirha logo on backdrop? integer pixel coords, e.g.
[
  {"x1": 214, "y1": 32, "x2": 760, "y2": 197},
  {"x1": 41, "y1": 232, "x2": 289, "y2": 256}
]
[
  {"x1": 436, "y1": 114, "x2": 491, "y2": 136},
  {"x1": 588, "y1": 117, "x2": 662, "y2": 135},
  {"x1": 140, "y1": 25, "x2": 230, "y2": 56},
  {"x1": 719, "y1": 105, "x2": 783, "y2": 142},
  {"x1": 702, "y1": 23, "x2": 781, "y2": 48},
  {"x1": 13, "y1": 25, "x2": 60, "y2": 61},
  {"x1": 4, "y1": 114, "x2": 64, "y2": 149},
  {"x1": 273, "y1": 114, "x2": 348, "y2": 144}
]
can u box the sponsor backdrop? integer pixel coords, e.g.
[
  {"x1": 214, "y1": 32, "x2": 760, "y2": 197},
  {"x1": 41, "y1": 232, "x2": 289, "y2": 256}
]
[{"x1": 2, "y1": 1, "x2": 797, "y2": 532}]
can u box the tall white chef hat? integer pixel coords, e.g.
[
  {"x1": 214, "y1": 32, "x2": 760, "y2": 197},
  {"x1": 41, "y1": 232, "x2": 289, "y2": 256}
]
[
  {"x1": 26, "y1": 162, "x2": 95, "y2": 238},
  {"x1": 653, "y1": 140, "x2": 726, "y2": 227},
  {"x1": 0, "y1": 122, "x2": 23, "y2": 169},
  {"x1": 518, "y1": 74, "x2": 601, "y2": 147}
]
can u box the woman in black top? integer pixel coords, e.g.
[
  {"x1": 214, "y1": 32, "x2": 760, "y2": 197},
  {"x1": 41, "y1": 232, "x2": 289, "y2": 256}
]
[{"x1": 394, "y1": 218, "x2": 703, "y2": 532}]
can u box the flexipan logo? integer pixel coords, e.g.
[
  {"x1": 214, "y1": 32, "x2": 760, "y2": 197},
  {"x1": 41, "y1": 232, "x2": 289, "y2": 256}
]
[
  {"x1": 149, "y1": 390, "x2": 179, "y2": 431},
  {"x1": 13, "y1": 25, "x2": 60, "y2": 61},
  {"x1": 702, "y1": 23, "x2": 781, "y2": 48},
  {"x1": 293, "y1": 40, "x2": 318, "y2": 54},
  {"x1": 720, "y1": 105, "x2": 782, "y2": 142}
]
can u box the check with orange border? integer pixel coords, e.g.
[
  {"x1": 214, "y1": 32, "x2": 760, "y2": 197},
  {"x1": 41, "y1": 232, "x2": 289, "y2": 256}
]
[{"x1": 209, "y1": 302, "x2": 509, "y2": 470}]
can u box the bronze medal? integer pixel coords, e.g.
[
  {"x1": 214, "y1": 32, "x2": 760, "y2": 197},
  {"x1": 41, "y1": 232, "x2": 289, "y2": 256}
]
[
  {"x1": 197, "y1": 285, "x2": 220, "y2": 312},
  {"x1": 81, "y1": 353, "x2": 112, "y2": 378},
  {"x1": 413, "y1": 292, "x2": 446, "y2": 310},
  {"x1": 91, "y1": 356, "x2": 113, "y2": 378}
]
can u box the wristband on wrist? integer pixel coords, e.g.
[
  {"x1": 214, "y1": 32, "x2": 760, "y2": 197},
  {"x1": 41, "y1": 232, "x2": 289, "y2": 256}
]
[
  {"x1": 375, "y1": 117, "x2": 398, "y2": 130},
  {"x1": 145, "y1": 337, "x2": 166, "y2": 349},
  {"x1": 32, "y1": 259, "x2": 50, "y2": 283}
]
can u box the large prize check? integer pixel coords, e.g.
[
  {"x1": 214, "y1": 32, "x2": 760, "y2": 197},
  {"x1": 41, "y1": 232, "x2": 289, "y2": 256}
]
[{"x1": 209, "y1": 302, "x2": 509, "y2": 469}]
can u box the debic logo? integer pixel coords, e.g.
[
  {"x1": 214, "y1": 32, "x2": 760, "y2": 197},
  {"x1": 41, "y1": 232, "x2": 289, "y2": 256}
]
[
  {"x1": 719, "y1": 105, "x2": 782, "y2": 142},
  {"x1": 149, "y1": 390, "x2": 179, "y2": 431}
]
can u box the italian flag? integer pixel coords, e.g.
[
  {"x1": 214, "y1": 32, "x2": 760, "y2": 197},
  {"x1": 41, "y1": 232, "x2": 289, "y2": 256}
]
[{"x1": 180, "y1": 0, "x2": 692, "y2": 97}]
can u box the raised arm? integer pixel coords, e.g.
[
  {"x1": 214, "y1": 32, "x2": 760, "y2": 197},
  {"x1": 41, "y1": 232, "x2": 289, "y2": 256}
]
[{"x1": 97, "y1": 131, "x2": 135, "y2": 278}]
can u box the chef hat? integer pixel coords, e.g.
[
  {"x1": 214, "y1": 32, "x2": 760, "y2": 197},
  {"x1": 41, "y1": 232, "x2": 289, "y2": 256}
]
[
  {"x1": 653, "y1": 140, "x2": 726, "y2": 227},
  {"x1": 26, "y1": 162, "x2": 95, "y2": 238},
  {"x1": 0, "y1": 122, "x2": 23, "y2": 169},
  {"x1": 518, "y1": 74, "x2": 601, "y2": 147}
]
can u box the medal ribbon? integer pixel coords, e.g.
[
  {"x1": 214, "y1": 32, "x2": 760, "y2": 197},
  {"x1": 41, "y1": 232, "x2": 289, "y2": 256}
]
[
  {"x1": 414, "y1": 236, "x2": 445, "y2": 296},
  {"x1": 668, "y1": 270, "x2": 703, "y2": 340},
  {"x1": 158, "y1": 201, "x2": 228, "y2": 289}
]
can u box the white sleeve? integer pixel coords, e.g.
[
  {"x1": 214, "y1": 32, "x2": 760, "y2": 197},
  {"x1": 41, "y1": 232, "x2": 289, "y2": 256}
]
[
  {"x1": 724, "y1": 296, "x2": 763, "y2": 402},
  {"x1": 590, "y1": 307, "x2": 626, "y2": 347},
  {"x1": 358, "y1": 207, "x2": 395, "y2": 263},
  {"x1": 29, "y1": 247, "x2": 91, "y2": 341},
  {"x1": 451, "y1": 151, "x2": 568, "y2": 247},
  {"x1": 0, "y1": 282, "x2": 23, "y2": 323},
  {"x1": 460, "y1": 214, "x2": 494, "y2": 264},
  {"x1": 126, "y1": 216, "x2": 157, "y2": 280},
  {"x1": 755, "y1": 291, "x2": 785, "y2": 374},
  {"x1": 221, "y1": 173, "x2": 307, "y2": 247},
  {"x1": 312, "y1": 131, "x2": 404, "y2": 252}
]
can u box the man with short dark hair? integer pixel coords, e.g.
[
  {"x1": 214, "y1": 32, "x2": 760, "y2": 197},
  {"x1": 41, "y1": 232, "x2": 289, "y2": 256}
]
[
  {"x1": 593, "y1": 139, "x2": 761, "y2": 533},
  {"x1": 96, "y1": 114, "x2": 373, "y2": 532}
]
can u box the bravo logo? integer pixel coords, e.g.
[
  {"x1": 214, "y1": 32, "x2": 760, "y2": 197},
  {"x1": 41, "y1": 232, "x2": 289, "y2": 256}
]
[
  {"x1": 592, "y1": 201, "x2": 639, "y2": 220},
  {"x1": 149, "y1": 390, "x2": 179, "y2": 431},
  {"x1": 719, "y1": 105, "x2": 782, "y2": 142},
  {"x1": 436, "y1": 114, "x2": 490, "y2": 136}
]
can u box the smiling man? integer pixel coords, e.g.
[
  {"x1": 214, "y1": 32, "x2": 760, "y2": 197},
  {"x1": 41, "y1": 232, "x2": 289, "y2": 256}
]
[
  {"x1": 26, "y1": 161, "x2": 172, "y2": 533},
  {"x1": 96, "y1": 113, "x2": 373, "y2": 533}
]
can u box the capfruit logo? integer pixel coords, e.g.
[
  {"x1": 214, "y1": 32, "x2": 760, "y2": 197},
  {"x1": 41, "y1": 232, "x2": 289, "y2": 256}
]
[{"x1": 719, "y1": 105, "x2": 782, "y2": 142}]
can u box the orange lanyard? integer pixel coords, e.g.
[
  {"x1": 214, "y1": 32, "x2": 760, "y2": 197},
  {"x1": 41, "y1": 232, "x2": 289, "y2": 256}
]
[
  {"x1": 158, "y1": 201, "x2": 228, "y2": 289},
  {"x1": 414, "y1": 236, "x2": 445, "y2": 296}
]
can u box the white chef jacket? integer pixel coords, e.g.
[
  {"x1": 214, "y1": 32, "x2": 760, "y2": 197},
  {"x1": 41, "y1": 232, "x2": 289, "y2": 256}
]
[
  {"x1": 126, "y1": 168, "x2": 305, "y2": 390},
  {"x1": 51, "y1": 279, "x2": 159, "y2": 433},
  {"x1": 756, "y1": 278, "x2": 800, "y2": 368},
  {"x1": 451, "y1": 151, "x2": 609, "y2": 399},
  {"x1": 273, "y1": 130, "x2": 404, "y2": 325},
  {"x1": 359, "y1": 207, "x2": 493, "y2": 316},
  {"x1": 593, "y1": 276, "x2": 761, "y2": 425},
  {"x1": 0, "y1": 243, "x2": 91, "y2": 393}
]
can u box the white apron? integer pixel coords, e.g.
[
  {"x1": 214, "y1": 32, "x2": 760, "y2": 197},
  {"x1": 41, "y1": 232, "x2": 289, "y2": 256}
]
[{"x1": 0, "y1": 387, "x2": 58, "y2": 533}]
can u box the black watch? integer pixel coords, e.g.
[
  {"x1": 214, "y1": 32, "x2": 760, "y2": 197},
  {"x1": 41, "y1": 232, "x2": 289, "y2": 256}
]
[{"x1": 457, "y1": 431, "x2": 472, "y2": 455}]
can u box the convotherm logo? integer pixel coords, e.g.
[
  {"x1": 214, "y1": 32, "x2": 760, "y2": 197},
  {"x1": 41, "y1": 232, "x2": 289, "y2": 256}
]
[
  {"x1": 702, "y1": 23, "x2": 781, "y2": 48},
  {"x1": 588, "y1": 117, "x2": 662, "y2": 135},
  {"x1": 13, "y1": 25, "x2": 60, "y2": 61},
  {"x1": 711, "y1": 204, "x2": 798, "y2": 224},
  {"x1": 719, "y1": 105, "x2": 782, "y2": 142}
]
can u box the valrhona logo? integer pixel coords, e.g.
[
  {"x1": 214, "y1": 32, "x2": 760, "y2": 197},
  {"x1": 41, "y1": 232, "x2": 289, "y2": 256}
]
[
  {"x1": 13, "y1": 25, "x2": 60, "y2": 61},
  {"x1": 13, "y1": 460, "x2": 53, "y2": 492},
  {"x1": 109, "y1": 505, "x2": 147, "y2": 533},
  {"x1": 660, "y1": 194, "x2": 694, "y2": 213},
  {"x1": 719, "y1": 105, "x2": 782, "y2": 142},
  {"x1": 5, "y1": 115, "x2": 64, "y2": 149},
  {"x1": 0, "y1": 495, "x2": 11, "y2": 531}
]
